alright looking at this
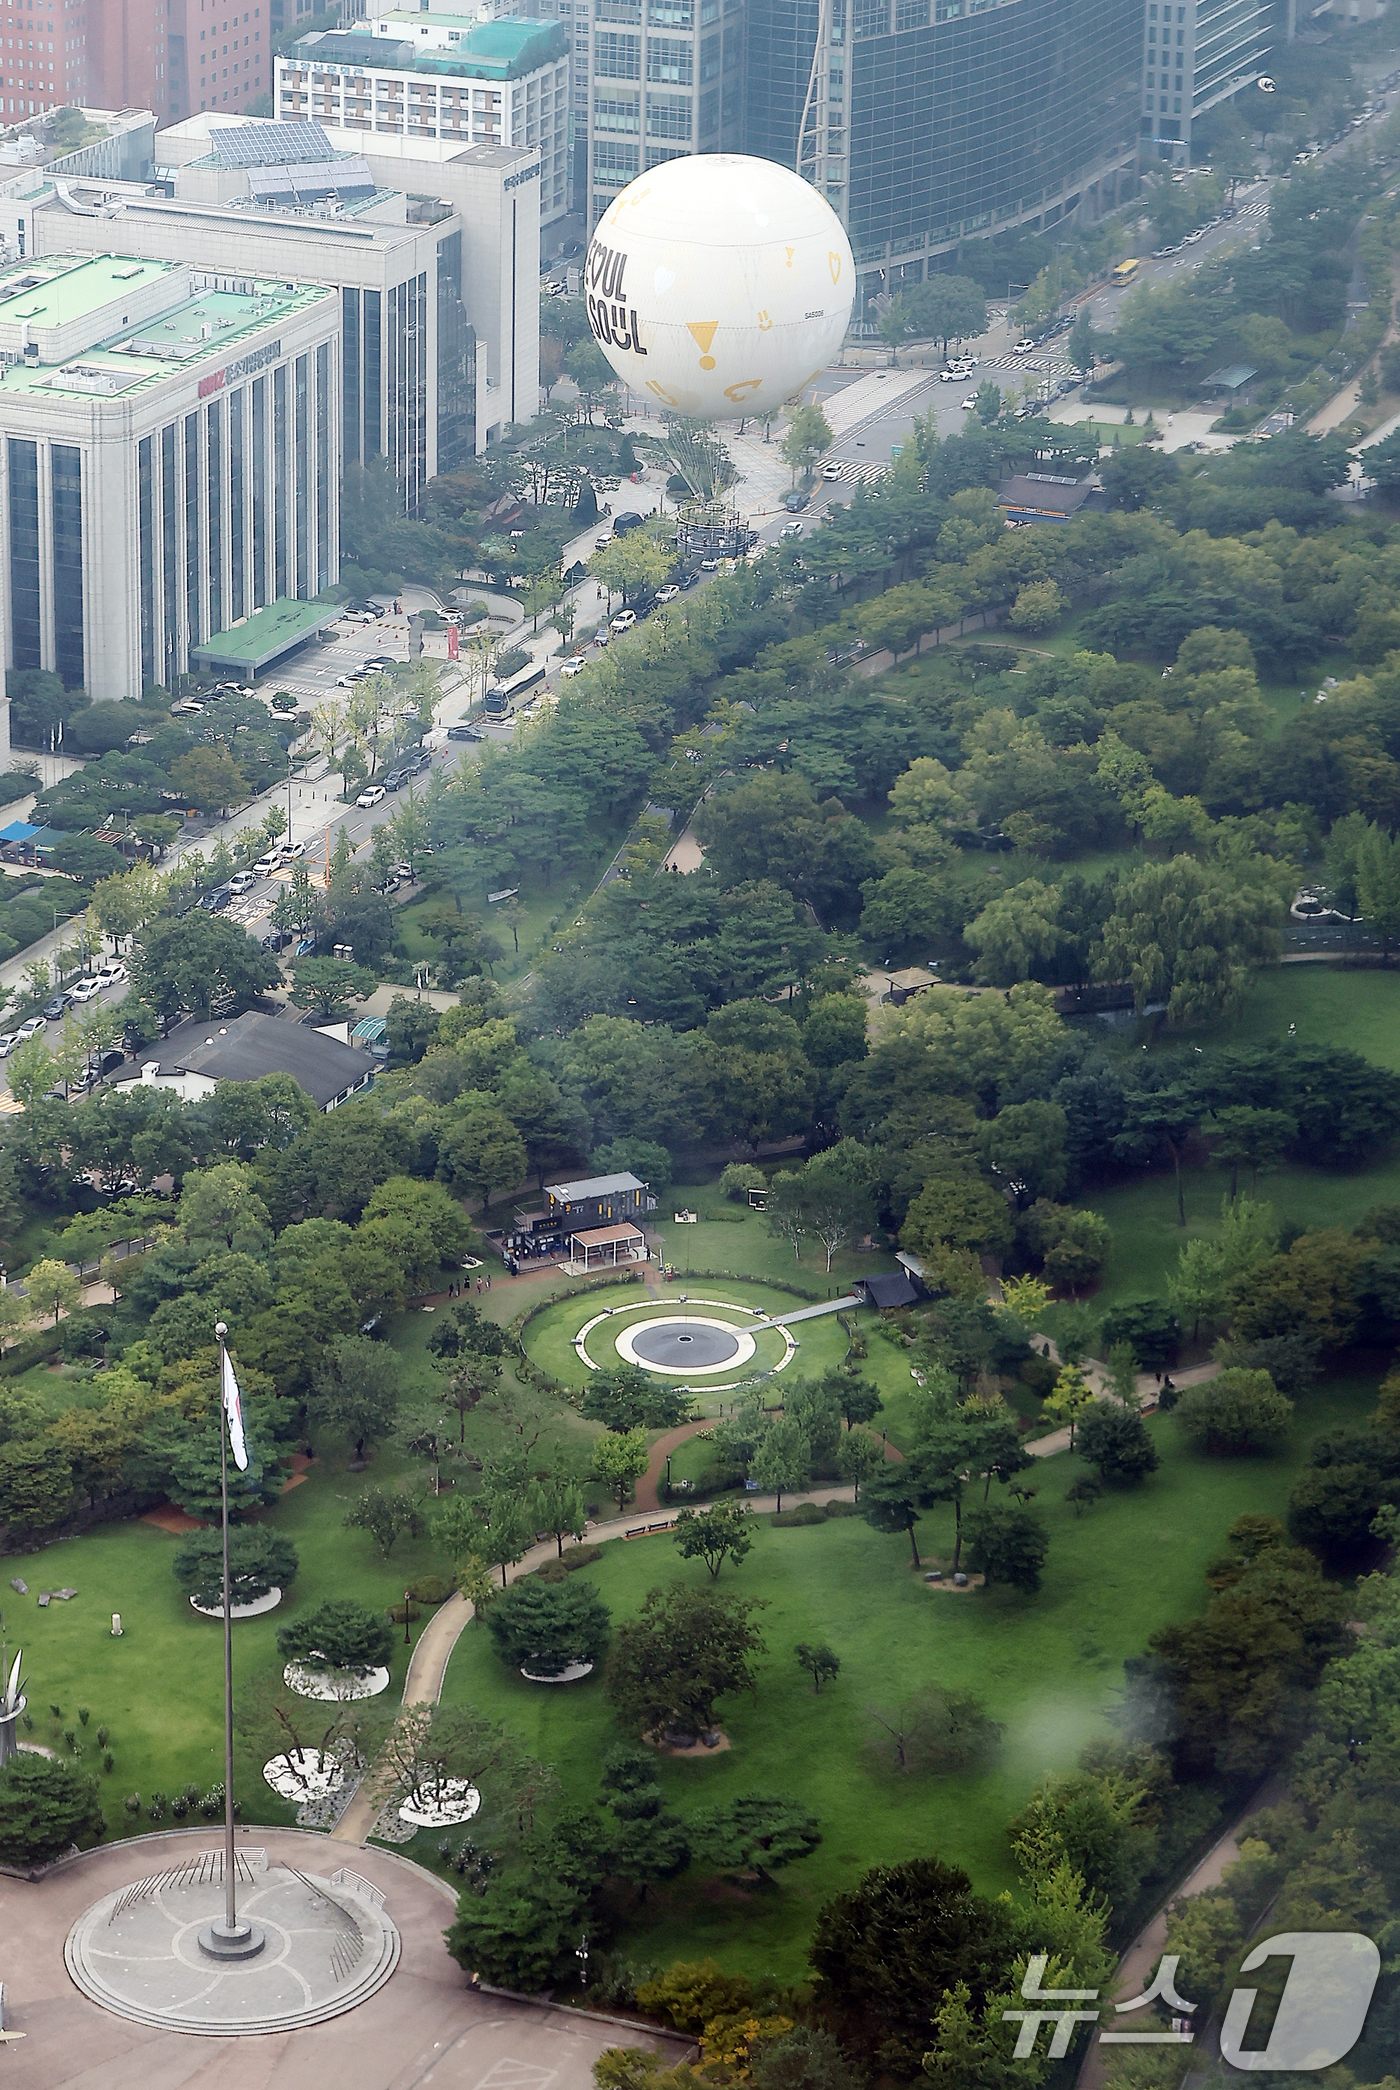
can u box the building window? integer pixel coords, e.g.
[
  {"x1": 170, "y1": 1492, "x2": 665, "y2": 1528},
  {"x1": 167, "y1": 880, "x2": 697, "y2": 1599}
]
[
  {"x1": 646, "y1": 88, "x2": 690, "y2": 136},
  {"x1": 161, "y1": 423, "x2": 178, "y2": 683},
  {"x1": 316, "y1": 338, "x2": 330, "y2": 591},
  {"x1": 138, "y1": 434, "x2": 155, "y2": 690},
  {"x1": 251, "y1": 375, "x2": 267, "y2": 610},
  {"x1": 649, "y1": 33, "x2": 692, "y2": 81},
  {"x1": 230, "y1": 386, "x2": 245, "y2": 625},
  {"x1": 593, "y1": 137, "x2": 639, "y2": 173},
  {"x1": 364, "y1": 287, "x2": 381, "y2": 459},
  {"x1": 184, "y1": 412, "x2": 201, "y2": 649},
  {"x1": 7, "y1": 438, "x2": 39, "y2": 674},
  {"x1": 594, "y1": 29, "x2": 640, "y2": 75},
  {"x1": 273, "y1": 361, "x2": 288, "y2": 600},
  {"x1": 294, "y1": 352, "x2": 309, "y2": 598},
  {"x1": 594, "y1": 89, "x2": 640, "y2": 129},
  {"x1": 207, "y1": 401, "x2": 222, "y2": 638},
  {"x1": 646, "y1": 0, "x2": 692, "y2": 22}
]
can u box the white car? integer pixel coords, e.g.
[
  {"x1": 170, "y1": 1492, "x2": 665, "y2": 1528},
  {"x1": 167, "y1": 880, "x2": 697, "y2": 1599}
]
[
  {"x1": 655, "y1": 583, "x2": 681, "y2": 604},
  {"x1": 961, "y1": 394, "x2": 978, "y2": 410},
  {"x1": 780, "y1": 520, "x2": 803, "y2": 537},
  {"x1": 69, "y1": 978, "x2": 103, "y2": 1004},
  {"x1": 1013, "y1": 338, "x2": 1035, "y2": 354},
  {"x1": 281, "y1": 839, "x2": 306, "y2": 860},
  {"x1": 560, "y1": 654, "x2": 588, "y2": 677},
  {"x1": 253, "y1": 852, "x2": 282, "y2": 878},
  {"x1": 357, "y1": 785, "x2": 386, "y2": 809},
  {"x1": 822, "y1": 462, "x2": 843, "y2": 481},
  {"x1": 14, "y1": 1017, "x2": 45, "y2": 1043},
  {"x1": 593, "y1": 627, "x2": 611, "y2": 647},
  {"x1": 96, "y1": 962, "x2": 128, "y2": 987},
  {"x1": 938, "y1": 367, "x2": 964, "y2": 382},
  {"x1": 610, "y1": 609, "x2": 637, "y2": 633},
  {"x1": 0, "y1": 1035, "x2": 16, "y2": 1059},
  {"x1": 226, "y1": 870, "x2": 257, "y2": 895}
]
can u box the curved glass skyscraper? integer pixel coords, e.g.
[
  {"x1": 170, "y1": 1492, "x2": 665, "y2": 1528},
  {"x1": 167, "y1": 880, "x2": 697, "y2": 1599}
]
[{"x1": 746, "y1": 0, "x2": 1142, "y2": 294}]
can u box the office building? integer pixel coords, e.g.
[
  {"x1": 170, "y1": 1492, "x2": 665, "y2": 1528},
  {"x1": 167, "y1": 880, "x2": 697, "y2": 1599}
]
[
  {"x1": 86, "y1": 0, "x2": 268, "y2": 129},
  {"x1": 745, "y1": 0, "x2": 1141, "y2": 302},
  {"x1": 0, "y1": 251, "x2": 340, "y2": 699},
  {"x1": 6, "y1": 113, "x2": 538, "y2": 492},
  {"x1": 276, "y1": 17, "x2": 569, "y2": 227},
  {"x1": 1, "y1": 0, "x2": 88, "y2": 117},
  {"x1": 1141, "y1": 0, "x2": 1284, "y2": 154}
]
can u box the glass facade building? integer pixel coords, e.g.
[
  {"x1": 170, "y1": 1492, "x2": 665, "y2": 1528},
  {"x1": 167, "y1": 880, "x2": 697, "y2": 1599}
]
[
  {"x1": 582, "y1": 0, "x2": 745, "y2": 226},
  {"x1": 1142, "y1": 0, "x2": 1278, "y2": 151},
  {"x1": 746, "y1": 0, "x2": 1142, "y2": 287}
]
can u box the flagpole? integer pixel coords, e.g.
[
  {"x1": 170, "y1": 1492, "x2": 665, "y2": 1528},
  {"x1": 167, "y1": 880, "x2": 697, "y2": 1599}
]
[
  {"x1": 217, "y1": 1321, "x2": 236, "y2": 1939},
  {"x1": 197, "y1": 1322, "x2": 264, "y2": 1962}
]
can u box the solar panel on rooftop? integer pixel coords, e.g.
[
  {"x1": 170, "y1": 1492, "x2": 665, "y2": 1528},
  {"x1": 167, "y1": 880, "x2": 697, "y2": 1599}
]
[{"x1": 210, "y1": 120, "x2": 335, "y2": 168}]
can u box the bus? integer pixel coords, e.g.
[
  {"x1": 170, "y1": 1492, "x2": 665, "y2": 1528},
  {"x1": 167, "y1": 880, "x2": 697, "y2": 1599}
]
[{"x1": 1112, "y1": 258, "x2": 1141, "y2": 285}]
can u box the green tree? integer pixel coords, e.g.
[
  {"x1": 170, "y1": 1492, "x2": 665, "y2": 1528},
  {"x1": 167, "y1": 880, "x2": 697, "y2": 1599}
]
[
  {"x1": 289, "y1": 957, "x2": 377, "y2": 1020},
  {"x1": 531, "y1": 1473, "x2": 588, "y2": 1556},
  {"x1": 673, "y1": 1501, "x2": 753, "y2": 1579},
  {"x1": 749, "y1": 1417, "x2": 811, "y2": 1511},
  {"x1": 342, "y1": 1484, "x2": 423, "y2": 1557},
  {"x1": 132, "y1": 910, "x2": 279, "y2": 1024},
  {"x1": 799, "y1": 1140, "x2": 878, "y2": 1271},
  {"x1": 486, "y1": 1576, "x2": 611, "y2": 1675},
  {"x1": 0, "y1": 1753, "x2": 105, "y2": 1864},
  {"x1": 691, "y1": 1791, "x2": 821, "y2": 1885},
  {"x1": 795, "y1": 1642, "x2": 841, "y2": 1693},
  {"x1": 605, "y1": 1582, "x2": 766, "y2": 1739},
  {"x1": 1044, "y1": 1363, "x2": 1094, "y2": 1448},
  {"x1": 309, "y1": 1334, "x2": 400, "y2": 1463},
  {"x1": 779, "y1": 403, "x2": 834, "y2": 483},
  {"x1": 436, "y1": 1101, "x2": 527, "y2": 1211},
  {"x1": 1097, "y1": 856, "x2": 1285, "y2": 1024},
  {"x1": 1173, "y1": 1368, "x2": 1292, "y2": 1455},
  {"x1": 24, "y1": 1256, "x2": 81, "y2": 1325},
  {"x1": 911, "y1": 274, "x2": 987, "y2": 353},
  {"x1": 172, "y1": 1526, "x2": 299, "y2": 1609},
  {"x1": 168, "y1": 745, "x2": 249, "y2": 816},
  {"x1": 962, "y1": 1498, "x2": 1048, "y2": 1592},
  {"x1": 837, "y1": 1427, "x2": 885, "y2": 1500},
  {"x1": 590, "y1": 1426, "x2": 649, "y2": 1510},
  {"x1": 1075, "y1": 1402, "x2": 1159, "y2": 1484},
  {"x1": 582, "y1": 1367, "x2": 692, "y2": 1433}
]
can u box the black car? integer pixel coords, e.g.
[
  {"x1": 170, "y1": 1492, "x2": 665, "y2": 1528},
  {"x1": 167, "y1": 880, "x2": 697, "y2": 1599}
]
[
  {"x1": 447, "y1": 722, "x2": 484, "y2": 741},
  {"x1": 383, "y1": 769, "x2": 407, "y2": 791},
  {"x1": 613, "y1": 510, "x2": 646, "y2": 535},
  {"x1": 42, "y1": 993, "x2": 70, "y2": 1020},
  {"x1": 681, "y1": 569, "x2": 701, "y2": 589},
  {"x1": 783, "y1": 491, "x2": 810, "y2": 513},
  {"x1": 408, "y1": 750, "x2": 432, "y2": 776}
]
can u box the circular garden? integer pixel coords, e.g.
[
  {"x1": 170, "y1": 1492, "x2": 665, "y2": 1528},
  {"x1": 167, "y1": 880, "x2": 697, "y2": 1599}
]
[{"x1": 525, "y1": 1284, "x2": 809, "y2": 1396}]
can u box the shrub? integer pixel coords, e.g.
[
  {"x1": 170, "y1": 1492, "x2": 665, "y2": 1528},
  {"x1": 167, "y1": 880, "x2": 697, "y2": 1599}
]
[
  {"x1": 636, "y1": 1958, "x2": 756, "y2": 2032},
  {"x1": 170, "y1": 1792, "x2": 188, "y2": 1819},
  {"x1": 719, "y1": 1162, "x2": 766, "y2": 1202},
  {"x1": 148, "y1": 1791, "x2": 167, "y2": 1823},
  {"x1": 0, "y1": 1755, "x2": 105, "y2": 1863},
  {"x1": 1174, "y1": 1369, "x2": 1293, "y2": 1456},
  {"x1": 487, "y1": 1576, "x2": 611, "y2": 1675},
  {"x1": 95, "y1": 1725, "x2": 108, "y2": 1748},
  {"x1": 123, "y1": 1792, "x2": 142, "y2": 1818},
  {"x1": 407, "y1": 1574, "x2": 453, "y2": 1605},
  {"x1": 101, "y1": 1751, "x2": 114, "y2": 1774},
  {"x1": 386, "y1": 1600, "x2": 422, "y2": 1625}
]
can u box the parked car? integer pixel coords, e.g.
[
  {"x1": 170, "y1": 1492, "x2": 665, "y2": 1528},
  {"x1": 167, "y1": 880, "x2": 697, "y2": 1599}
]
[
  {"x1": 0, "y1": 1035, "x2": 17, "y2": 1059},
  {"x1": 699, "y1": 556, "x2": 721, "y2": 572},
  {"x1": 961, "y1": 394, "x2": 978, "y2": 410},
  {"x1": 69, "y1": 977, "x2": 103, "y2": 1004},
  {"x1": 611, "y1": 609, "x2": 638, "y2": 633},
  {"x1": 42, "y1": 993, "x2": 71, "y2": 1021},
  {"x1": 363, "y1": 656, "x2": 397, "y2": 672},
  {"x1": 170, "y1": 699, "x2": 204, "y2": 715},
  {"x1": 96, "y1": 962, "x2": 128, "y2": 986},
  {"x1": 383, "y1": 769, "x2": 407, "y2": 792},
  {"x1": 226, "y1": 870, "x2": 257, "y2": 895},
  {"x1": 15, "y1": 1016, "x2": 45, "y2": 1043},
  {"x1": 407, "y1": 751, "x2": 432, "y2": 776},
  {"x1": 654, "y1": 584, "x2": 680, "y2": 604},
  {"x1": 281, "y1": 839, "x2": 306, "y2": 860},
  {"x1": 783, "y1": 490, "x2": 810, "y2": 513},
  {"x1": 357, "y1": 785, "x2": 386, "y2": 809},
  {"x1": 594, "y1": 534, "x2": 613, "y2": 551},
  {"x1": 252, "y1": 852, "x2": 283, "y2": 878},
  {"x1": 593, "y1": 627, "x2": 611, "y2": 646},
  {"x1": 447, "y1": 722, "x2": 484, "y2": 739}
]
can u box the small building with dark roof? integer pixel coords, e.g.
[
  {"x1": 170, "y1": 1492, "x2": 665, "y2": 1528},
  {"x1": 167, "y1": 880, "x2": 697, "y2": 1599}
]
[
  {"x1": 856, "y1": 1270, "x2": 921, "y2": 1310},
  {"x1": 997, "y1": 472, "x2": 1098, "y2": 523},
  {"x1": 119, "y1": 1011, "x2": 375, "y2": 1112}
]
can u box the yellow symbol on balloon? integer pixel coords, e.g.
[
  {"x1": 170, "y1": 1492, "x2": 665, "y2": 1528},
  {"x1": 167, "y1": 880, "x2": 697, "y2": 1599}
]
[
  {"x1": 687, "y1": 320, "x2": 719, "y2": 371},
  {"x1": 829, "y1": 250, "x2": 842, "y2": 283},
  {"x1": 785, "y1": 246, "x2": 795, "y2": 267},
  {"x1": 724, "y1": 378, "x2": 763, "y2": 402},
  {"x1": 646, "y1": 378, "x2": 680, "y2": 406},
  {"x1": 757, "y1": 310, "x2": 772, "y2": 331}
]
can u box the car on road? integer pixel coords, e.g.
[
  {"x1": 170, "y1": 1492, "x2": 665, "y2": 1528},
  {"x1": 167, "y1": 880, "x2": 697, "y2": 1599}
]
[
  {"x1": 592, "y1": 626, "x2": 611, "y2": 646},
  {"x1": 42, "y1": 993, "x2": 71, "y2": 1021},
  {"x1": 613, "y1": 511, "x2": 646, "y2": 535},
  {"x1": 69, "y1": 977, "x2": 102, "y2": 1004},
  {"x1": 594, "y1": 533, "x2": 612, "y2": 551},
  {"x1": 197, "y1": 887, "x2": 231, "y2": 912},
  {"x1": 611, "y1": 609, "x2": 638, "y2": 633},
  {"x1": 345, "y1": 599, "x2": 386, "y2": 618},
  {"x1": 170, "y1": 698, "x2": 204, "y2": 715},
  {"x1": 406, "y1": 751, "x2": 432, "y2": 777},
  {"x1": 97, "y1": 962, "x2": 128, "y2": 987},
  {"x1": 780, "y1": 520, "x2": 803, "y2": 538},
  {"x1": 15, "y1": 1017, "x2": 45, "y2": 1043},
  {"x1": 383, "y1": 769, "x2": 408, "y2": 792},
  {"x1": 961, "y1": 394, "x2": 978, "y2": 410},
  {"x1": 699, "y1": 556, "x2": 721, "y2": 572},
  {"x1": 253, "y1": 852, "x2": 283, "y2": 878},
  {"x1": 0, "y1": 1035, "x2": 16, "y2": 1059},
  {"x1": 447, "y1": 722, "x2": 484, "y2": 739},
  {"x1": 1013, "y1": 338, "x2": 1035, "y2": 354},
  {"x1": 655, "y1": 584, "x2": 680, "y2": 604},
  {"x1": 783, "y1": 490, "x2": 810, "y2": 512},
  {"x1": 681, "y1": 569, "x2": 701, "y2": 588},
  {"x1": 822, "y1": 462, "x2": 843, "y2": 481},
  {"x1": 281, "y1": 839, "x2": 306, "y2": 861},
  {"x1": 357, "y1": 784, "x2": 386, "y2": 809},
  {"x1": 226, "y1": 870, "x2": 257, "y2": 895}
]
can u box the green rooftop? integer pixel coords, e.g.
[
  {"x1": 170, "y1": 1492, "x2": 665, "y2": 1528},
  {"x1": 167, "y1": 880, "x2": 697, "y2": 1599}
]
[
  {"x1": 0, "y1": 254, "x2": 174, "y2": 330},
  {"x1": 192, "y1": 597, "x2": 343, "y2": 675},
  {"x1": 301, "y1": 17, "x2": 567, "y2": 79}
]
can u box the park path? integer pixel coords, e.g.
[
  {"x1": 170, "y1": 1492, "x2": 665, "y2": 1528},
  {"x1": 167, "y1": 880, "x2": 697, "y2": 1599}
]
[
  {"x1": 1021, "y1": 1358, "x2": 1222, "y2": 1457},
  {"x1": 1075, "y1": 1777, "x2": 1286, "y2": 2090},
  {"x1": 756, "y1": 1295, "x2": 859, "y2": 1327}
]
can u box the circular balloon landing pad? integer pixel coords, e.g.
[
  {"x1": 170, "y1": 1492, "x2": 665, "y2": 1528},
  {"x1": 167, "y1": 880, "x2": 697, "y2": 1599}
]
[
  {"x1": 65, "y1": 1854, "x2": 399, "y2": 2035},
  {"x1": 615, "y1": 1315, "x2": 757, "y2": 1377}
]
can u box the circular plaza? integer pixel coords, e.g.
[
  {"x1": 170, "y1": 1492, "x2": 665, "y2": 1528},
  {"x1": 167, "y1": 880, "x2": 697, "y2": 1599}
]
[{"x1": 567, "y1": 1293, "x2": 797, "y2": 1385}]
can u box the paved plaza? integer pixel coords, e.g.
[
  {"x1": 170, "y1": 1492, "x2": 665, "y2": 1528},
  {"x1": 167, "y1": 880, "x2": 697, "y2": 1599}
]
[{"x1": 0, "y1": 1829, "x2": 674, "y2": 2090}]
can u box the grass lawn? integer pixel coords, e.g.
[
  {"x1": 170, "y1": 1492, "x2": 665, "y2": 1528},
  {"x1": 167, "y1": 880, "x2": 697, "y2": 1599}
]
[
  {"x1": 1141, "y1": 963, "x2": 1400, "y2": 1075},
  {"x1": 438, "y1": 1371, "x2": 1376, "y2": 1982},
  {"x1": 651, "y1": 1175, "x2": 901, "y2": 1296}
]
